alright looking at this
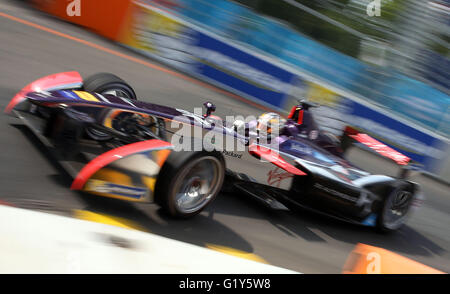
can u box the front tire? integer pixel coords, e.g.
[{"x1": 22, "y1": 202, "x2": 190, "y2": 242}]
[{"x1": 155, "y1": 151, "x2": 225, "y2": 218}]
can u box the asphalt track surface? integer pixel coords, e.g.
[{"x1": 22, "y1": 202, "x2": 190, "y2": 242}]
[{"x1": 0, "y1": 0, "x2": 449, "y2": 273}]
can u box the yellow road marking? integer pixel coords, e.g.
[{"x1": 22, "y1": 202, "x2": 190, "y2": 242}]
[
  {"x1": 73, "y1": 212, "x2": 268, "y2": 264},
  {"x1": 74, "y1": 210, "x2": 147, "y2": 232},
  {"x1": 205, "y1": 243, "x2": 269, "y2": 264}
]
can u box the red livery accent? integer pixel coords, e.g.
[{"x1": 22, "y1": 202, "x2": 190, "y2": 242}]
[
  {"x1": 288, "y1": 106, "x2": 297, "y2": 120},
  {"x1": 249, "y1": 144, "x2": 307, "y2": 176},
  {"x1": 345, "y1": 127, "x2": 411, "y2": 166},
  {"x1": 296, "y1": 109, "x2": 304, "y2": 125},
  {"x1": 71, "y1": 139, "x2": 173, "y2": 190},
  {"x1": 287, "y1": 106, "x2": 304, "y2": 125},
  {"x1": 5, "y1": 71, "x2": 82, "y2": 113}
]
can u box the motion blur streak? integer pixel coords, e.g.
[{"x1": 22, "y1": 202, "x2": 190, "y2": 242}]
[{"x1": 0, "y1": 11, "x2": 273, "y2": 113}]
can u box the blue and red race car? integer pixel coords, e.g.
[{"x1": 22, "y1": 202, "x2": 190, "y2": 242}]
[{"x1": 5, "y1": 72, "x2": 424, "y2": 232}]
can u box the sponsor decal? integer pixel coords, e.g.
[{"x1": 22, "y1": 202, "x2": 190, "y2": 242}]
[
  {"x1": 85, "y1": 180, "x2": 147, "y2": 199},
  {"x1": 222, "y1": 150, "x2": 242, "y2": 159},
  {"x1": 58, "y1": 90, "x2": 82, "y2": 100}
]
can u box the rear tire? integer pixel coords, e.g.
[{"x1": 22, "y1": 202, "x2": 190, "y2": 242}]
[
  {"x1": 82, "y1": 73, "x2": 136, "y2": 141},
  {"x1": 155, "y1": 151, "x2": 225, "y2": 218},
  {"x1": 376, "y1": 182, "x2": 414, "y2": 233}
]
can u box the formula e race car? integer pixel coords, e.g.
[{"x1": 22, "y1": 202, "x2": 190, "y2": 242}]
[{"x1": 5, "y1": 72, "x2": 424, "y2": 232}]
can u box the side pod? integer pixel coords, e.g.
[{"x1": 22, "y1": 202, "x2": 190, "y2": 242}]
[{"x1": 71, "y1": 140, "x2": 173, "y2": 202}]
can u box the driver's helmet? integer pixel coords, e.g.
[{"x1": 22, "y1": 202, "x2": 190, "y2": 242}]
[{"x1": 256, "y1": 112, "x2": 285, "y2": 139}]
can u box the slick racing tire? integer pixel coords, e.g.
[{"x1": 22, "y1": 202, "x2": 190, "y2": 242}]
[
  {"x1": 83, "y1": 73, "x2": 137, "y2": 141},
  {"x1": 376, "y1": 182, "x2": 415, "y2": 233},
  {"x1": 155, "y1": 151, "x2": 225, "y2": 218}
]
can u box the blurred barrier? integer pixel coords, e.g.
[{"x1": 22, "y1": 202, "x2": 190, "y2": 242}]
[
  {"x1": 343, "y1": 243, "x2": 445, "y2": 274},
  {"x1": 32, "y1": 0, "x2": 450, "y2": 180}
]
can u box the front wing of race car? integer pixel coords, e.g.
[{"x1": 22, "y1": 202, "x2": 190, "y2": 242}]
[
  {"x1": 6, "y1": 72, "x2": 174, "y2": 203},
  {"x1": 13, "y1": 107, "x2": 173, "y2": 202}
]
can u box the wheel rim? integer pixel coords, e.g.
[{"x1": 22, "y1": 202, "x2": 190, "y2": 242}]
[
  {"x1": 172, "y1": 156, "x2": 223, "y2": 214},
  {"x1": 383, "y1": 189, "x2": 413, "y2": 229}
]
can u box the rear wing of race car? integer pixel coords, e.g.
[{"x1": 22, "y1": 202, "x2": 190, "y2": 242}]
[{"x1": 341, "y1": 126, "x2": 411, "y2": 167}]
